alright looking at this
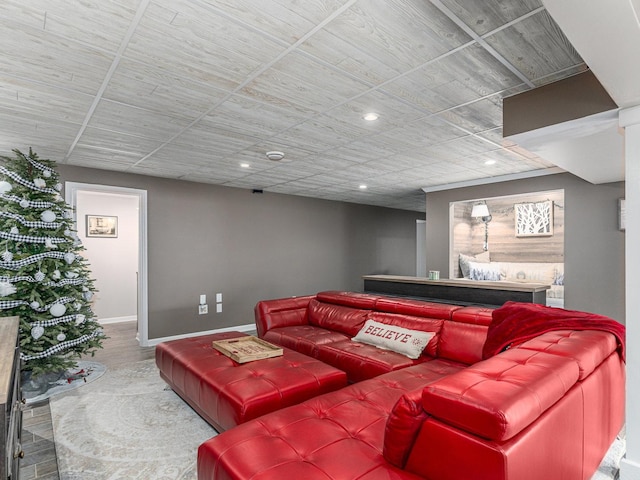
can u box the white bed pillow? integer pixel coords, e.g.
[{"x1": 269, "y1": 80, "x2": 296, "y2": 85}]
[
  {"x1": 352, "y1": 319, "x2": 435, "y2": 359},
  {"x1": 459, "y1": 251, "x2": 490, "y2": 278}
]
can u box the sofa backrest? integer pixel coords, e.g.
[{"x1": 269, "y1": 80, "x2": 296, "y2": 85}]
[
  {"x1": 307, "y1": 298, "x2": 370, "y2": 337},
  {"x1": 373, "y1": 296, "x2": 461, "y2": 320},
  {"x1": 436, "y1": 306, "x2": 492, "y2": 365}
]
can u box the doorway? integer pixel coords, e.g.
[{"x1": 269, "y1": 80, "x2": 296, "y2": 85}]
[{"x1": 65, "y1": 182, "x2": 149, "y2": 346}]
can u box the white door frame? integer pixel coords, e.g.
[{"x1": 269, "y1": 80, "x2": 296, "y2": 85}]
[{"x1": 65, "y1": 182, "x2": 150, "y2": 346}]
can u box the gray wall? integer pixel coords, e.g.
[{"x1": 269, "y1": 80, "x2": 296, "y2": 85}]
[
  {"x1": 425, "y1": 173, "x2": 625, "y2": 323},
  {"x1": 58, "y1": 165, "x2": 421, "y2": 339}
]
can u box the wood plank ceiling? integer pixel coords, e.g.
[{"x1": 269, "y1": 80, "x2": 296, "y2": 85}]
[{"x1": 0, "y1": 0, "x2": 586, "y2": 212}]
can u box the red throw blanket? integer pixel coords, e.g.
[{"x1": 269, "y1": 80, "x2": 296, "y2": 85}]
[{"x1": 482, "y1": 302, "x2": 626, "y2": 362}]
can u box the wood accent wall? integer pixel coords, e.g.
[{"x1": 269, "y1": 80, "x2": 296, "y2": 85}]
[{"x1": 451, "y1": 190, "x2": 564, "y2": 277}]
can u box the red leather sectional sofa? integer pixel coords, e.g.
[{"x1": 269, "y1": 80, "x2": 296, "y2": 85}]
[{"x1": 196, "y1": 291, "x2": 625, "y2": 480}]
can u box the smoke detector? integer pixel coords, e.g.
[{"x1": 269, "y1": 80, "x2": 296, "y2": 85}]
[{"x1": 266, "y1": 151, "x2": 285, "y2": 161}]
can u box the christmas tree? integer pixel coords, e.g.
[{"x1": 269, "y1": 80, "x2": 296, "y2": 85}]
[{"x1": 0, "y1": 148, "x2": 104, "y2": 377}]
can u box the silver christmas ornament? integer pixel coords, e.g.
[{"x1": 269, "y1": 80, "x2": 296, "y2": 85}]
[
  {"x1": 30, "y1": 301, "x2": 40, "y2": 309},
  {"x1": 19, "y1": 199, "x2": 29, "y2": 208},
  {"x1": 1, "y1": 250, "x2": 13, "y2": 262},
  {"x1": 64, "y1": 252, "x2": 76, "y2": 264},
  {"x1": 0, "y1": 181, "x2": 12, "y2": 193},
  {"x1": 40, "y1": 210, "x2": 57, "y2": 222},
  {"x1": 50, "y1": 303, "x2": 67, "y2": 317},
  {"x1": 10, "y1": 226, "x2": 18, "y2": 234},
  {"x1": 52, "y1": 270, "x2": 61, "y2": 280},
  {"x1": 33, "y1": 178, "x2": 46, "y2": 188},
  {"x1": 34, "y1": 271, "x2": 45, "y2": 282},
  {"x1": 43, "y1": 169, "x2": 52, "y2": 178},
  {"x1": 57, "y1": 333, "x2": 66, "y2": 342},
  {"x1": 75, "y1": 314, "x2": 86, "y2": 325},
  {"x1": 31, "y1": 326, "x2": 44, "y2": 340}
]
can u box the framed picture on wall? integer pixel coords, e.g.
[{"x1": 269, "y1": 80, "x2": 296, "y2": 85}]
[
  {"x1": 86, "y1": 215, "x2": 118, "y2": 238},
  {"x1": 515, "y1": 200, "x2": 553, "y2": 237}
]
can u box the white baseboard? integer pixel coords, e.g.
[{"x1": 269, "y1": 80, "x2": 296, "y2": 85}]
[
  {"x1": 621, "y1": 457, "x2": 640, "y2": 480},
  {"x1": 99, "y1": 315, "x2": 137, "y2": 325},
  {"x1": 146, "y1": 323, "x2": 256, "y2": 347}
]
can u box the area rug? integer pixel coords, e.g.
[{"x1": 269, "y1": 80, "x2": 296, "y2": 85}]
[
  {"x1": 50, "y1": 359, "x2": 218, "y2": 480},
  {"x1": 24, "y1": 361, "x2": 107, "y2": 404}
]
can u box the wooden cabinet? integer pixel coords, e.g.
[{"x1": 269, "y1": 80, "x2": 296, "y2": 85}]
[{"x1": 1, "y1": 316, "x2": 22, "y2": 479}]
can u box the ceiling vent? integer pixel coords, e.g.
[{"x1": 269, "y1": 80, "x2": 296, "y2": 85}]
[{"x1": 265, "y1": 151, "x2": 285, "y2": 161}]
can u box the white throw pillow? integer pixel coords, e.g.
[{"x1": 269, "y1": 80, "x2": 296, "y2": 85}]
[
  {"x1": 468, "y1": 261, "x2": 502, "y2": 281},
  {"x1": 352, "y1": 319, "x2": 435, "y2": 359}
]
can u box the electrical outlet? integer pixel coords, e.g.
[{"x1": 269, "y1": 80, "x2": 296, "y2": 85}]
[
  {"x1": 199, "y1": 304, "x2": 208, "y2": 315},
  {"x1": 216, "y1": 303, "x2": 222, "y2": 313}
]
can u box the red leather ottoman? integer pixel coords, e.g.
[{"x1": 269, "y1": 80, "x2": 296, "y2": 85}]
[{"x1": 156, "y1": 331, "x2": 348, "y2": 432}]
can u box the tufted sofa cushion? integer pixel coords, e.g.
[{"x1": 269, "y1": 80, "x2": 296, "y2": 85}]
[
  {"x1": 198, "y1": 360, "x2": 465, "y2": 480},
  {"x1": 516, "y1": 329, "x2": 618, "y2": 380},
  {"x1": 262, "y1": 325, "x2": 349, "y2": 357},
  {"x1": 422, "y1": 348, "x2": 579, "y2": 441}
]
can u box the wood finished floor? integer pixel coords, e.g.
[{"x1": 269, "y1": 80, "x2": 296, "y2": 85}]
[{"x1": 19, "y1": 321, "x2": 154, "y2": 480}]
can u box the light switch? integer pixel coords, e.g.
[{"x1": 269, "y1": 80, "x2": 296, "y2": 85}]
[
  {"x1": 216, "y1": 303, "x2": 222, "y2": 313},
  {"x1": 199, "y1": 294, "x2": 206, "y2": 305},
  {"x1": 216, "y1": 293, "x2": 222, "y2": 303}
]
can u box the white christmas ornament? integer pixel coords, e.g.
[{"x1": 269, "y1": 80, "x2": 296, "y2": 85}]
[
  {"x1": 57, "y1": 333, "x2": 66, "y2": 342},
  {"x1": 43, "y1": 169, "x2": 52, "y2": 178},
  {"x1": 0, "y1": 282, "x2": 16, "y2": 297},
  {"x1": 75, "y1": 314, "x2": 86, "y2": 325},
  {"x1": 64, "y1": 252, "x2": 76, "y2": 264},
  {"x1": 31, "y1": 326, "x2": 44, "y2": 340},
  {"x1": 34, "y1": 178, "x2": 46, "y2": 188},
  {"x1": 0, "y1": 181, "x2": 12, "y2": 193},
  {"x1": 74, "y1": 302, "x2": 82, "y2": 310},
  {"x1": 55, "y1": 183, "x2": 62, "y2": 191},
  {"x1": 65, "y1": 271, "x2": 79, "y2": 279},
  {"x1": 50, "y1": 303, "x2": 67, "y2": 317},
  {"x1": 30, "y1": 301, "x2": 40, "y2": 309},
  {"x1": 45, "y1": 238, "x2": 57, "y2": 249},
  {"x1": 10, "y1": 226, "x2": 19, "y2": 234},
  {"x1": 1, "y1": 250, "x2": 13, "y2": 262},
  {"x1": 64, "y1": 229, "x2": 71, "y2": 236},
  {"x1": 52, "y1": 270, "x2": 61, "y2": 280},
  {"x1": 40, "y1": 210, "x2": 56, "y2": 222},
  {"x1": 20, "y1": 199, "x2": 29, "y2": 208},
  {"x1": 34, "y1": 271, "x2": 45, "y2": 282},
  {"x1": 83, "y1": 291, "x2": 93, "y2": 301}
]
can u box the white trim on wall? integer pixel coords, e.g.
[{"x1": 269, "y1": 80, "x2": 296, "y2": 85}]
[
  {"x1": 65, "y1": 182, "x2": 149, "y2": 346},
  {"x1": 145, "y1": 323, "x2": 256, "y2": 347},
  {"x1": 99, "y1": 315, "x2": 138, "y2": 325}
]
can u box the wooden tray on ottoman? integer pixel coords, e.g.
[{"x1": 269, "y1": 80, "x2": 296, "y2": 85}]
[{"x1": 211, "y1": 336, "x2": 283, "y2": 363}]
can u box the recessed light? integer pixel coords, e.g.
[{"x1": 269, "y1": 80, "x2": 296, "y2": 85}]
[
  {"x1": 240, "y1": 163, "x2": 250, "y2": 168},
  {"x1": 266, "y1": 151, "x2": 285, "y2": 161},
  {"x1": 359, "y1": 184, "x2": 368, "y2": 190},
  {"x1": 363, "y1": 112, "x2": 379, "y2": 121},
  {"x1": 485, "y1": 159, "x2": 496, "y2": 165}
]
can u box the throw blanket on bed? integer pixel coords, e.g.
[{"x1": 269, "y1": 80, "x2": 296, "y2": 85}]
[{"x1": 483, "y1": 301, "x2": 626, "y2": 361}]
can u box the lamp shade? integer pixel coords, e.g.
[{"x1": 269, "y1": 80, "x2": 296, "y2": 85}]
[{"x1": 471, "y1": 204, "x2": 490, "y2": 218}]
